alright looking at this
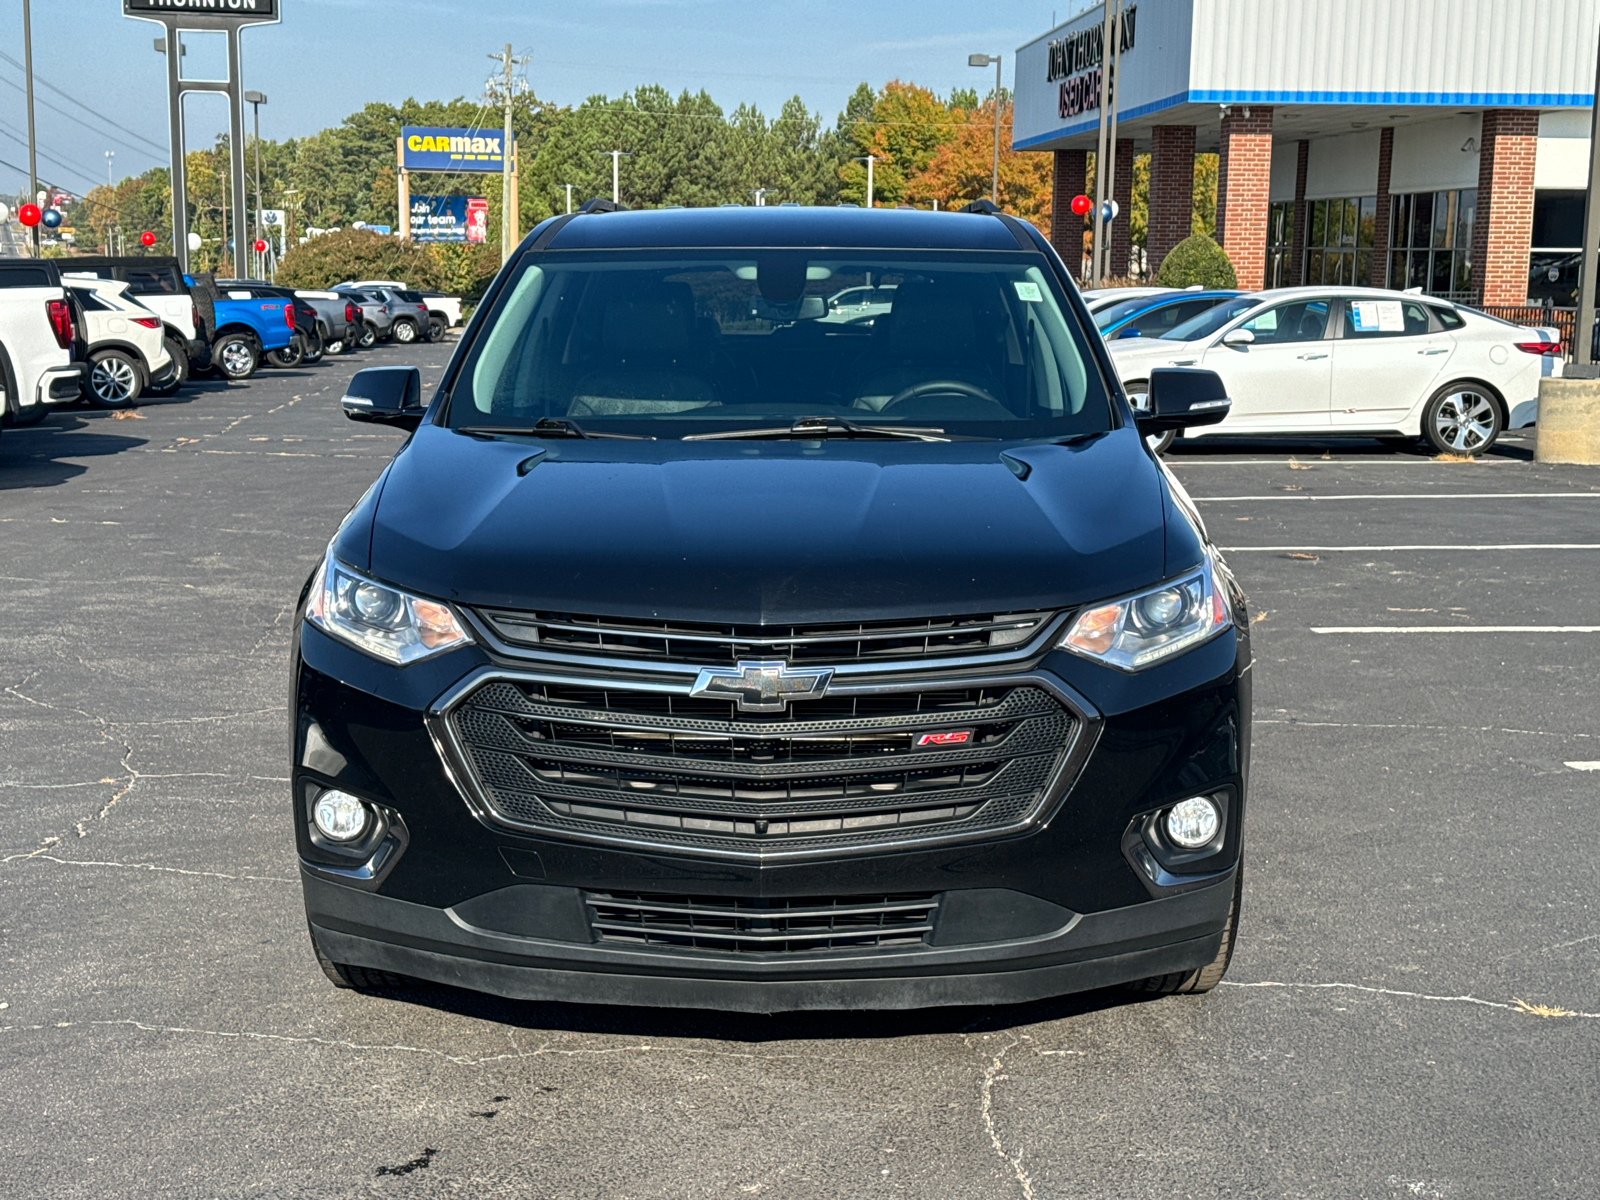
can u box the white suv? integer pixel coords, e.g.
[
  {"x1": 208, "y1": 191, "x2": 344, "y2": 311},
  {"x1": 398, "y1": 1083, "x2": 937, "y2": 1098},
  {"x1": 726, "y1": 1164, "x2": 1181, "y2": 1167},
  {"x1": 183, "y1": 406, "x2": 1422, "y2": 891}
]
[
  {"x1": 0, "y1": 257, "x2": 85, "y2": 432},
  {"x1": 64, "y1": 277, "x2": 175, "y2": 408}
]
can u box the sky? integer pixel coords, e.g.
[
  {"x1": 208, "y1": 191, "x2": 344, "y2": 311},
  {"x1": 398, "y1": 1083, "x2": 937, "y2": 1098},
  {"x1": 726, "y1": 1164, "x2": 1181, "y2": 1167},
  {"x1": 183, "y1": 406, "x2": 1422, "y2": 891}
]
[{"x1": 0, "y1": 0, "x2": 1076, "y2": 199}]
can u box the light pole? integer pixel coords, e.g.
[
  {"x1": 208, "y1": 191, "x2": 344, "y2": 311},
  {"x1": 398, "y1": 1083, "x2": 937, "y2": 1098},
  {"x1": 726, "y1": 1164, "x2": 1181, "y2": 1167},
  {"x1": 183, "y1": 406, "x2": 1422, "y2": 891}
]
[
  {"x1": 855, "y1": 155, "x2": 876, "y2": 207},
  {"x1": 599, "y1": 150, "x2": 630, "y2": 204},
  {"x1": 22, "y1": 0, "x2": 40, "y2": 256},
  {"x1": 562, "y1": 183, "x2": 574, "y2": 214},
  {"x1": 750, "y1": 187, "x2": 771, "y2": 207},
  {"x1": 1577, "y1": 26, "x2": 1600, "y2": 365},
  {"x1": 968, "y1": 53, "x2": 1003, "y2": 205},
  {"x1": 244, "y1": 90, "x2": 266, "y2": 279}
]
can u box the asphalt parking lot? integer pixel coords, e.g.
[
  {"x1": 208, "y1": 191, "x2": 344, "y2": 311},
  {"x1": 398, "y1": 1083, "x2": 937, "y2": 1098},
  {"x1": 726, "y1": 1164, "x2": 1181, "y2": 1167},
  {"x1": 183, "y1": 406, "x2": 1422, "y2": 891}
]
[{"x1": 2, "y1": 342, "x2": 1597, "y2": 1199}]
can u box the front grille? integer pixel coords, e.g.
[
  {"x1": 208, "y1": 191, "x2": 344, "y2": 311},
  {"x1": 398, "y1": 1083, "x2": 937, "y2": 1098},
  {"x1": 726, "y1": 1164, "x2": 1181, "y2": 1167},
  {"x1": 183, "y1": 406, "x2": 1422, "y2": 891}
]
[
  {"x1": 475, "y1": 609, "x2": 1052, "y2": 665},
  {"x1": 586, "y1": 891, "x2": 940, "y2": 954},
  {"x1": 445, "y1": 678, "x2": 1077, "y2": 856}
]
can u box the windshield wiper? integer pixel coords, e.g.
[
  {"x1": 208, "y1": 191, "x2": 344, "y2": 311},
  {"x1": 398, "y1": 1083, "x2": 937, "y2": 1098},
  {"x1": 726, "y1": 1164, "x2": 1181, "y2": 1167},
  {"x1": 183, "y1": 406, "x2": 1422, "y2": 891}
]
[
  {"x1": 684, "y1": 417, "x2": 950, "y2": 443},
  {"x1": 457, "y1": 418, "x2": 655, "y2": 441}
]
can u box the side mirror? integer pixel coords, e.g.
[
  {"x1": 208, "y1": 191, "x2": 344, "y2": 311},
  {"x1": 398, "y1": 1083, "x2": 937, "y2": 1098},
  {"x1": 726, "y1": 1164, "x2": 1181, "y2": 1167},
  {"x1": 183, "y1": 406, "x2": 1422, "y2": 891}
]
[
  {"x1": 1220, "y1": 327, "x2": 1255, "y2": 347},
  {"x1": 1117, "y1": 326, "x2": 1143, "y2": 339},
  {"x1": 1134, "y1": 367, "x2": 1230, "y2": 433},
  {"x1": 342, "y1": 366, "x2": 424, "y2": 429}
]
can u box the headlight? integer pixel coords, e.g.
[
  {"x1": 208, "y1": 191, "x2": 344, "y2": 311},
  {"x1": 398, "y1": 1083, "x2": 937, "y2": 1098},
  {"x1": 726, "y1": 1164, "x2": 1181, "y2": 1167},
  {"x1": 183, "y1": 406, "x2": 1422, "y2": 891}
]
[
  {"x1": 1058, "y1": 551, "x2": 1230, "y2": 671},
  {"x1": 305, "y1": 551, "x2": 471, "y2": 665}
]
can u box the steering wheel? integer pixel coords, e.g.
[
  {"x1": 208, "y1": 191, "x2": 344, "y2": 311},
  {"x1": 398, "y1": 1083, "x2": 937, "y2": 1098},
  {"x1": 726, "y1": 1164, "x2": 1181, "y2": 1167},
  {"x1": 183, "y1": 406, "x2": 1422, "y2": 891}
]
[{"x1": 883, "y1": 378, "x2": 1004, "y2": 411}]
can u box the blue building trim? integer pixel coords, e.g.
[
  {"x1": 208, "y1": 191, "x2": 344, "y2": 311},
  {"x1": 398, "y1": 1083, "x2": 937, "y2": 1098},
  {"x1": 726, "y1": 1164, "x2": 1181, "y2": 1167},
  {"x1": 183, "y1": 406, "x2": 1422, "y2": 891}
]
[
  {"x1": 1189, "y1": 88, "x2": 1593, "y2": 107},
  {"x1": 1014, "y1": 87, "x2": 1594, "y2": 150}
]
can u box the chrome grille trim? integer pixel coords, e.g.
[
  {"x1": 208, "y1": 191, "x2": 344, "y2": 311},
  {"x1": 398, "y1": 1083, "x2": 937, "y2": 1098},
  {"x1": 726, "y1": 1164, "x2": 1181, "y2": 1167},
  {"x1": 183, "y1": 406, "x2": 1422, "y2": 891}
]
[{"x1": 426, "y1": 666, "x2": 1101, "y2": 862}]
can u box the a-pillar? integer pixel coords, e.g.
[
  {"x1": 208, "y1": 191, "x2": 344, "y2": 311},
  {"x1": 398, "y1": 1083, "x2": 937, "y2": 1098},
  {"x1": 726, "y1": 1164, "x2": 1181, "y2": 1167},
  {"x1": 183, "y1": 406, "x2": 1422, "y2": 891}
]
[
  {"x1": 1147, "y1": 126, "x2": 1194, "y2": 277},
  {"x1": 1051, "y1": 148, "x2": 1088, "y2": 275},
  {"x1": 1470, "y1": 109, "x2": 1538, "y2": 306},
  {"x1": 1216, "y1": 106, "x2": 1274, "y2": 290},
  {"x1": 1370, "y1": 127, "x2": 1394, "y2": 286},
  {"x1": 1109, "y1": 138, "x2": 1135, "y2": 278}
]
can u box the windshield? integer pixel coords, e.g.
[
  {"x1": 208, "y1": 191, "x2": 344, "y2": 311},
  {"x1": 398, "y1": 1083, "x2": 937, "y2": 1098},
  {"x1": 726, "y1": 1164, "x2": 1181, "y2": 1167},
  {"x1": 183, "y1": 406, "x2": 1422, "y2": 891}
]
[
  {"x1": 1093, "y1": 293, "x2": 1173, "y2": 330},
  {"x1": 450, "y1": 251, "x2": 1112, "y2": 439},
  {"x1": 1161, "y1": 295, "x2": 1261, "y2": 341}
]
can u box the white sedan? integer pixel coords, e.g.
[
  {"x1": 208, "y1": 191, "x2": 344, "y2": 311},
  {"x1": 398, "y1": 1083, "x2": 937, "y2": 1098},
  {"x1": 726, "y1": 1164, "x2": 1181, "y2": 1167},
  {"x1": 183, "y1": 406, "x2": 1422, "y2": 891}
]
[{"x1": 1108, "y1": 286, "x2": 1562, "y2": 455}]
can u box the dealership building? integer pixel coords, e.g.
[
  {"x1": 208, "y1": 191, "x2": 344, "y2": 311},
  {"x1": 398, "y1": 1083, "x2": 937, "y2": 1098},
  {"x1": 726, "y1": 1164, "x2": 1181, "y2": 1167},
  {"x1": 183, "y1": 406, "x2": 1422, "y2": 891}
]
[{"x1": 1014, "y1": 0, "x2": 1598, "y2": 308}]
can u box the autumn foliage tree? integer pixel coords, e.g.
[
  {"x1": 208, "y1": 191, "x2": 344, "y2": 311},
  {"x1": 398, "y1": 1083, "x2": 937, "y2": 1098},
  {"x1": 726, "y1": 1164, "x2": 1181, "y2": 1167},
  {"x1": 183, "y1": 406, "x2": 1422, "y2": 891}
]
[{"x1": 904, "y1": 98, "x2": 1053, "y2": 232}]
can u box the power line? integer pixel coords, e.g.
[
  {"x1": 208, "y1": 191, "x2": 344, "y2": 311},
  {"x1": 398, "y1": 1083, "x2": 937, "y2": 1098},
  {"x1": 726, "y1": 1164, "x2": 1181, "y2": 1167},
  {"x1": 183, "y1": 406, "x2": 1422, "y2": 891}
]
[
  {"x1": 0, "y1": 74, "x2": 165, "y2": 168},
  {"x1": 0, "y1": 50, "x2": 167, "y2": 155}
]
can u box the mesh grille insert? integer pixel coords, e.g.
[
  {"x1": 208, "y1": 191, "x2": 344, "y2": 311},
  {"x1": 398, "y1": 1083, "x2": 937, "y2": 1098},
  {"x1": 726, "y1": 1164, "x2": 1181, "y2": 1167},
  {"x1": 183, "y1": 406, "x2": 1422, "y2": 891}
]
[{"x1": 586, "y1": 891, "x2": 941, "y2": 954}]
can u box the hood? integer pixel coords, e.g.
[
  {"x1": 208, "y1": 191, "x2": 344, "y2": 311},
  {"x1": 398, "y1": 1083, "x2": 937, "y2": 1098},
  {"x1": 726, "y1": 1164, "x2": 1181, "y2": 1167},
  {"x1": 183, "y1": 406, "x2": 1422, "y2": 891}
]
[{"x1": 359, "y1": 424, "x2": 1173, "y2": 625}]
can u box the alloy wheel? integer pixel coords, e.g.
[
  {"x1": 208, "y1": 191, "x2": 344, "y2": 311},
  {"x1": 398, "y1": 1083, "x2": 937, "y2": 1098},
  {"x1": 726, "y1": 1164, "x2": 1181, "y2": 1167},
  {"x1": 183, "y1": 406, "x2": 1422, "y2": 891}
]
[
  {"x1": 1431, "y1": 389, "x2": 1498, "y2": 453},
  {"x1": 393, "y1": 319, "x2": 417, "y2": 344},
  {"x1": 90, "y1": 356, "x2": 138, "y2": 404},
  {"x1": 221, "y1": 340, "x2": 255, "y2": 378}
]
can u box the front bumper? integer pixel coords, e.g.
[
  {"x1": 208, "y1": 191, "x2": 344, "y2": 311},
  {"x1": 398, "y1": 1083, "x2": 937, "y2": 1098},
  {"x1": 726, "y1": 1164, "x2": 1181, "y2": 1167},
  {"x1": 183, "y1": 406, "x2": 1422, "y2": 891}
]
[{"x1": 293, "y1": 612, "x2": 1251, "y2": 1012}]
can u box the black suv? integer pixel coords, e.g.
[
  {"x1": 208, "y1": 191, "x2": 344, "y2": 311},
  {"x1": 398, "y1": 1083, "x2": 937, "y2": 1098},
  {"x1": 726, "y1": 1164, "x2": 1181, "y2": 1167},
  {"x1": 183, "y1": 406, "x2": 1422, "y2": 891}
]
[{"x1": 293, "y1": 205, "x2": 1250, "y2": 1012}]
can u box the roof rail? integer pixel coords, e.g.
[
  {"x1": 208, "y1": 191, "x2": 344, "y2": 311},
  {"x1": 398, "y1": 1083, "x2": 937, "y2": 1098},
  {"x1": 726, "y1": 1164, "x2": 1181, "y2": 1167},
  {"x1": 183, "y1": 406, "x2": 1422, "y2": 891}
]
[
  {"x1": 960, "y1": 199, "x2": 1003, "y2": 215},
  {"x1": 578, "y1": 198, "x2": 627, "y2": 214}
]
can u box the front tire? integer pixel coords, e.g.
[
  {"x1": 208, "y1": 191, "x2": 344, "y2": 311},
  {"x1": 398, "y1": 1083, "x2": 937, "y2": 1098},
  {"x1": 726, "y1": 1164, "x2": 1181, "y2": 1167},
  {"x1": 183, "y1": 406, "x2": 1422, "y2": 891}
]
[
  {"x1": 357, "y1": 322, "x2": 378, "y2": 349},
  {"x1": 213, "y1": 333, "x2": 259, "y2": 381},
  {"x1": 1422, "y1": 383, "x2": 1502, "y2": 455},
  {"x1": 309, "y1": 924, "x2": 409, "y2": 992},
  {"x1": 391, "y1": 317, "x2": 419, "y2": 345},
  {"x1": 1124, "y1": 863, "x2": 1243, "y2": 995},
  {"x1": 1123, "y1": 378, "x2": 1177, "y2": 455},
  {"x1": 84, "y1": 349, "x2": 143, "y2": 409}
]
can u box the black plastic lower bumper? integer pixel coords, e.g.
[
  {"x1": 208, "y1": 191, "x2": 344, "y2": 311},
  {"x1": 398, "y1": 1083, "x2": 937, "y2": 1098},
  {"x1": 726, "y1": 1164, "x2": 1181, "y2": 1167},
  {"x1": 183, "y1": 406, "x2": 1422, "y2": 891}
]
[{"x1": 303, "y1": 867, "x2": 1234, "y2": 1013}]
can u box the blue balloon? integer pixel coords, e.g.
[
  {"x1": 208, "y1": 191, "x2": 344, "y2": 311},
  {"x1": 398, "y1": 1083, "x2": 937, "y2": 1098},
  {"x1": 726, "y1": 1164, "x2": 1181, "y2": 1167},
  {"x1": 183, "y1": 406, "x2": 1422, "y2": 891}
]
[{"x1": 41, "y1": 208, "x2": 62, "y2": 228}]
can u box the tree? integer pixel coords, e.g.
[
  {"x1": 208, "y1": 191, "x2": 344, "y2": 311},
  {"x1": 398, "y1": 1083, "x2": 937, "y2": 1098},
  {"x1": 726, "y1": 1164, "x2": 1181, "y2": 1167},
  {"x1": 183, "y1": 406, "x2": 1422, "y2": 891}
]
[
  {"x1": 838, "y1": 81, "x2": 956, "y2": 207},
  {"x1": 276, "y1": 227, "x2": 444, "y2": 290},
  {"x1": 904, "y1": 98, "x2": 1053, "y2": 232},
  {"x1": 1154, "y1": 234, "x2": 1237, "y2": 288}
]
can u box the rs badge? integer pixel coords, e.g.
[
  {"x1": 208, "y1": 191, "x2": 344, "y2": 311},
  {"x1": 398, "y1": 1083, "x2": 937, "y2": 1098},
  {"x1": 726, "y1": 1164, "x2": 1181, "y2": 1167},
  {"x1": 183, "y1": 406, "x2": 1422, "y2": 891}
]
[{"x1": 916, "y1": 730, "x2": 973, "y2": 747}]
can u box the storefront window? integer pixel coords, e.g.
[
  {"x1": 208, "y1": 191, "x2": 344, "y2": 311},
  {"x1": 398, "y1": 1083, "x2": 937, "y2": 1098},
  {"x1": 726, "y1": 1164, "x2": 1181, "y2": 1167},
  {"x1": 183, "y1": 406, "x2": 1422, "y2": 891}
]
[
  {"x1": 1265, "y1": 201, "x2": 1294, "y2": 288},
  {"x1": 1527, "y1": 190, "x2": 1582, "y2": 307},
  {"x1": 1305, "y1": 197, "x2": 1375, "y2": 286},
  {"x1": 1389, "y1": 189, "x2": 1475, "y2": 300}
]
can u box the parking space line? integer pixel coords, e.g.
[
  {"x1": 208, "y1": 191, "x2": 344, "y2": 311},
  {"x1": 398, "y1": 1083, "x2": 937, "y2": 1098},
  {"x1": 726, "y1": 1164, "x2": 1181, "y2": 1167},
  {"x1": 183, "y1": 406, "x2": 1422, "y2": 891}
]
[
  {"x1": 1311, "y1": 625, "x2": 1600, "y2": 634},
  {"x1": 1222, "y1": 544, "x2": 1600, "y2": 552},
  {"x1": 1197, "y1": 492, "x2": 1600, "y2": 502}
]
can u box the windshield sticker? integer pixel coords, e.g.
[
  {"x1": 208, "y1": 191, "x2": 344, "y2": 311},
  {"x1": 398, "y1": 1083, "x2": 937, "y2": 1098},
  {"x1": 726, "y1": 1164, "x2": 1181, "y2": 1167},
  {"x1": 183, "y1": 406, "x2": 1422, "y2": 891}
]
[{"x1": 1013, "y1": 281, "x2": 1043, "y2": 302}]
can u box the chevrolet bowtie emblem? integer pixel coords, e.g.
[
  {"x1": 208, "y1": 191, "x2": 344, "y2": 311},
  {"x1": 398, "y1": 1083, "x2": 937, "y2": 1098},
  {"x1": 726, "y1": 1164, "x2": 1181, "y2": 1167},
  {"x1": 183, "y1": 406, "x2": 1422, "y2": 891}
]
[{"x1": 689, "y1": 660, "x2": 834, "y2": 713}]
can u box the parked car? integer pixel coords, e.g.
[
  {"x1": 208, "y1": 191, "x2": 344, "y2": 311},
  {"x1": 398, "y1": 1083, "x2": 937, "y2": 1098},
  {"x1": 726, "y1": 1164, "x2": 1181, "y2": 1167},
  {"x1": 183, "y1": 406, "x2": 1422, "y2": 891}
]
[
  {"x1": 820, "y1": 283, "x2": 896, "y2": 324},
  {"x1": 0, "y1": 256, "x2": 85, "y2": 432},
  {"x1": 187, "y1": 273, "x2": 296, "y2": 381},
  {"x1": 215, "y1": 281, "x2": 320, "y2": 366},
  {"x1": 1081, "y1": 285, "x2": 1183, "y2": 316},
  {"x1": 1109, "y1": 286, "x2": 1561, "y2": 455},
  {"x1": 335, "y1": 284, "x2": 431, "y2": 344},
  {"x1": 64, "y1": 276, "x2": 175, "y2": 408},
  {"x1": 55, "y1": 255, "x2": 208, "y2": 388},
  {"x1": 337, "y1": 290, "x2": 391, "y2": 348},
  {"x1": 295, "y1": 290, "x2": 364, "y2": 355},
  {"x1": 337, "y1": 279, "x2": 461, "y2": 338},
  {"x1": 297, "y1": 206, "x2": 1251, "y2": 1012},
  {"x1": 1094, "y1": 289, "x2": 1240, "y2": 341}
]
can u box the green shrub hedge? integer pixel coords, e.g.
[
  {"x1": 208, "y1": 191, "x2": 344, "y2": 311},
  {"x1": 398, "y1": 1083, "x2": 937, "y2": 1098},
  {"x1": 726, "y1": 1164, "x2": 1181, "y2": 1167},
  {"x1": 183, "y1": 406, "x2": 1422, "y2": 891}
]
[
  {"x1": 276, "y1": 228, "x2": 500, "y2": 301},
  {"x1": 1154, "y1": 235, "x2": 1238, "y2": 289}
]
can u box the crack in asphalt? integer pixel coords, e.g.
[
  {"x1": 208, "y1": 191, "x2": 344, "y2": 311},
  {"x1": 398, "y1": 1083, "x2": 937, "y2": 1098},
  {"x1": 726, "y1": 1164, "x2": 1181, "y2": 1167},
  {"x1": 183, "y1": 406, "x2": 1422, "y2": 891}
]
[{"x1": 979, "y1": 1036, "x2": 1035, "y2": 1200}]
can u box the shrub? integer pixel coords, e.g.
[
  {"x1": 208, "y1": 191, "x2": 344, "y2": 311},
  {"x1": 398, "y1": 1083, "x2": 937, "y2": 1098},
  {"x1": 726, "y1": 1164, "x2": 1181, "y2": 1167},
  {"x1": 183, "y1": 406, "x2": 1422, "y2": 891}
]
[
  {"x1": 1154, "y1": 235, "x2": 1238, "y2": 289},
  {"x1": 276, "y1": 228, "x2": 444, "y2": 291}
]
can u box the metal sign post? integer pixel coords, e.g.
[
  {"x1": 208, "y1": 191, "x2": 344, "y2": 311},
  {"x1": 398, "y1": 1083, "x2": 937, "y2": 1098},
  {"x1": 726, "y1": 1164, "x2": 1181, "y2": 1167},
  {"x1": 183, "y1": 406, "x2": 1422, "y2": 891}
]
[
  {"x1": 397, "y1": 127, "x2": 513, "y2": 248},
  {"x1": 123, "y1": 0, "x2": 280, "y2": 272}
]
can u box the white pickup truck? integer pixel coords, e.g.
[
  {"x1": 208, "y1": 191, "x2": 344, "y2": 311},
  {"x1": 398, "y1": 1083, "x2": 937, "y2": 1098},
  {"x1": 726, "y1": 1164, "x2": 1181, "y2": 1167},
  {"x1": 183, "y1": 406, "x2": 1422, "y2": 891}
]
[
  {"x1": 0, "y1": 257, "x2": 86, "y2": 433},
  {"x1": 336, "y1": 279, "x2": 462, "y2": 337}
]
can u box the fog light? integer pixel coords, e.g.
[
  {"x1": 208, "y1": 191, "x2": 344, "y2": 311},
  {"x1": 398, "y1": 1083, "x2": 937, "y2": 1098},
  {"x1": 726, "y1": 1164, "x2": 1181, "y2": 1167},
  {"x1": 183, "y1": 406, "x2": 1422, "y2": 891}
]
[
  {"x1": 1165, "y1": 796, "x2": 1220, "y2": 848},
  {"x1": 313, "y1": 789, "x2": 369, "y2": 842}
]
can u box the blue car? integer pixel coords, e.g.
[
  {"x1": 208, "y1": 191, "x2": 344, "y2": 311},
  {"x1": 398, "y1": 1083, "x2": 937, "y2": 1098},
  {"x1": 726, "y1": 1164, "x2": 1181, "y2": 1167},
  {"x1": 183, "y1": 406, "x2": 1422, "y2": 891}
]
[{"x1": 1094, "y1": 289, "x2": 1240, "y2": 342}]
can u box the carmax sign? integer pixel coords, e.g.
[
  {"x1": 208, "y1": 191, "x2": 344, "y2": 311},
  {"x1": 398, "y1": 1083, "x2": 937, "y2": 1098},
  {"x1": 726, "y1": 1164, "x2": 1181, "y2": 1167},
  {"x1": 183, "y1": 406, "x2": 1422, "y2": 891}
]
[{"x1": 401, "y1": 127, "x2": 510, "y2": 173}]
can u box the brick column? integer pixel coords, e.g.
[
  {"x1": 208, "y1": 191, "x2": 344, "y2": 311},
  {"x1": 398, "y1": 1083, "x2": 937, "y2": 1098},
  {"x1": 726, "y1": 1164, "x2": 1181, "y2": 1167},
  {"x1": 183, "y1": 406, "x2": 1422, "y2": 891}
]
[
  {"x1": 1470, "y1": 109, "x2": 1538, "y2": 306},
  {"x1": 1289, "y1": 140, "x2": 1309, "y2": 285},
  {"x1": 1371, "y1": 127, "x2": 1394, "y2": 287},
  {"x1": 1147, "y1": 125, "x2": 1195, "y2": 276},
  {"x1": 1216, "y1": 106, "x2": 1273, "y2": 290},
  {"x1": 1050, "y1": 148, "x2": 1089, "y2": 276},
  {"x1": 1109, "y1": 138, "x2": 1136, "y2": 277}
]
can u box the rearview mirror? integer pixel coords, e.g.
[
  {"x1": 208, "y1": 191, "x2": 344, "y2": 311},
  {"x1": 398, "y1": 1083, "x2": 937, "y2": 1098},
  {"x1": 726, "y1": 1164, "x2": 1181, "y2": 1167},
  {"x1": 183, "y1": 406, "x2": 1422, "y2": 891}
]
[
  {"x1": 1220, "y1": 327, "x2": 1255, "y2": 347},
  {"x1": 342, "y1": 366, "x2": 424, "y2": 429},
  {"x1": 1134, "y1": 367, "x2": 1230, "y2": 434}
]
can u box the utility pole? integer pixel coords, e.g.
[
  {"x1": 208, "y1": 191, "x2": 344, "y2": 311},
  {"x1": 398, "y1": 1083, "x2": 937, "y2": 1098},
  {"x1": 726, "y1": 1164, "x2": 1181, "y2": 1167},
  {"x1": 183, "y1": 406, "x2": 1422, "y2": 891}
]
[
  {"x1": 1099, "y1": 0, "x2": 1125, "y2": 282},
  {"x1": 283, "y1": 186, "x2": 297, "y2": 249},
  {"x1": 599, "y1": 150, "x2": 630, "y2": 204},
  {"x1": 1577, "y1": 24, "x2": 1600, "y2": 365},
  {"x1": 562, "y1": 183, "x2": 573, "y2": 214},
  {"x1": 855, "y1": 155, "x2": 876, "y2": 207},
  {"x1": 488, "y1": 43, "x2": 530, "y2": 263},
  {"x1": 22, "y1": 0, "x2": 40, "y2": 256},
  {"x1": 1090, "y1": 0, "x2": 1115, "y2": 285}
]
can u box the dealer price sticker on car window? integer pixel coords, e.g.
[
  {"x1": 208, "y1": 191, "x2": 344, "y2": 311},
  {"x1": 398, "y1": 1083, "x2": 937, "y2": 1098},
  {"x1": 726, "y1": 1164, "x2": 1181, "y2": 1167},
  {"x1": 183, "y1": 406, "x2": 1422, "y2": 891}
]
[
  {"x1": 1013, "y1": 281, "x2": 1043, "y2": 302},
  {"x1": 1351, "y1": 300, "x2": 1405, "y2": 332}
]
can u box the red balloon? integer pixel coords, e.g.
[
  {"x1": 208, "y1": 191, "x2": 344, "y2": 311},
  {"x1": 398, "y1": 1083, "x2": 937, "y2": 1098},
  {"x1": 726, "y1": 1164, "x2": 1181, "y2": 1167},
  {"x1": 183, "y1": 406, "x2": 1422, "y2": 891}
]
[
  {"x1": 1069, "y1": 194, "x2": 1093, "y2": 216},
  {"x1": 140, "y1": 230, "x2": 156, "y2": 247},
  {"x1": 18, "y1": 203, "x2": 41, "y2": 227},
  {"x1": 253, "y1": 239, "x2": 267, "y2": 254}
]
